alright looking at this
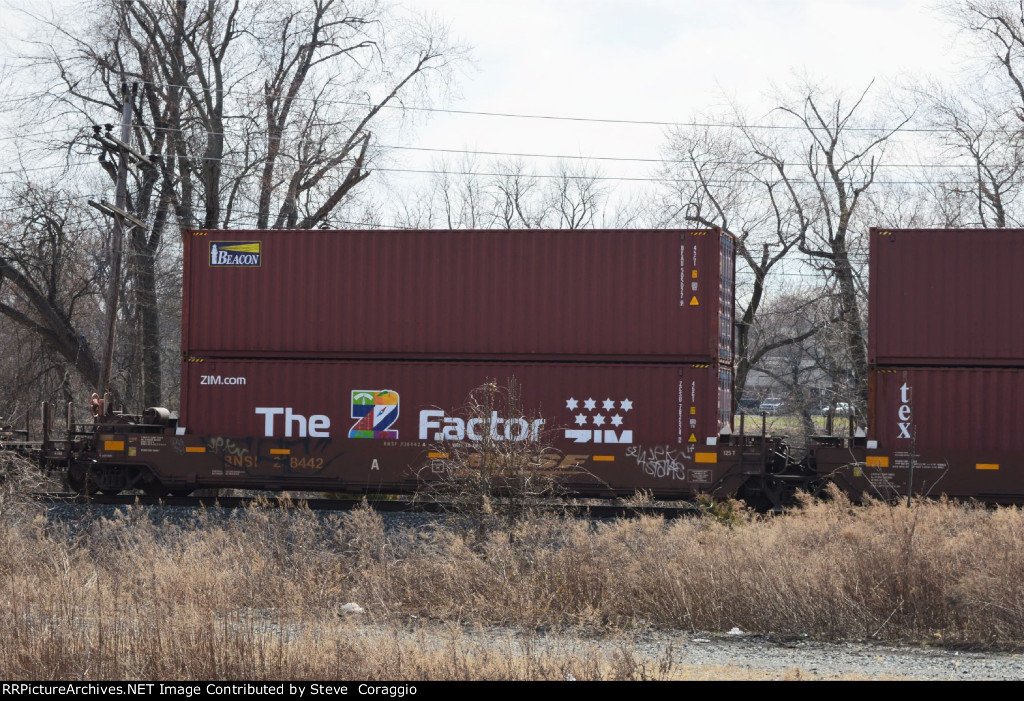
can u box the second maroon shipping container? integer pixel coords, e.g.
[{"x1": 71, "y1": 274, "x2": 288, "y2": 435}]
[
  {"x1": 176, "y1": 358, "x2": 733, "y2": 496},
  {"x1": 869, "y1": 227, "x2": 1024, "y2": 366},
  {"x1": 182, "y1": 228, "x2": 735, "y2": 363},
  {"x1": 860, "y1": 367, "x2": 1024, "y2": 501}
]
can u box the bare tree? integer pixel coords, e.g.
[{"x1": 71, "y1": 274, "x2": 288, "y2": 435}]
[
  {"x1": 13, "y1": 0, "x2": 465, "y2": 407},
  {"x1": 924, "y1": 1, "x2": 1024, "y2": 226},
  {"x1": 760, "y1": 82, "x2": 911, "y2": 406},
  {"x1": 752, "y1": 292, "x2": 828, "y2": 442},
  {"x1": 756, "y1": 289, "x2": 862, "y2": 437},
  {"x1": 660, "y1": 82, "x2": 909, "y2": 407},
  {"x1": 432, "y1": 155, "x2": 490, "y2": 229},
  {"x1": 546, "y1": 160, "x2": 607, "y2": 229},
  {"x1": 931, "y1": 94, "x2": 1024, "y2": 226},
  {"x1": 0, "y1": 183, "x2": 105, "y2": 392},
  {"x1": 950, "y1": 1, "x2": 1024, "y2": 117},
  {"x1": 489, "y1": 158, "x2": 544, "y2": 229},
  {"x1": 391, "y1": 157, "x2": 610, "y2": 231},
  {"x1": 659, "y1": 122, "x2": 809, "y2": 404}
]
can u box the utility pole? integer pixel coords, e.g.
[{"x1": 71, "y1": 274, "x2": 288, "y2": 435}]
[{"x1": 89, "y1": 81, "x2": 150, "y2": 416}]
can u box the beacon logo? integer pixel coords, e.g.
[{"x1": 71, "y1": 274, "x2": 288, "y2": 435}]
[{"x1": 210, "y1": 241, "x2": 262, "y2": 267}]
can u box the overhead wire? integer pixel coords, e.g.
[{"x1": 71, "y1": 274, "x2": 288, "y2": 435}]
[
  {"x1": 0, "y1": 155, "x2": 1006, "y2": 187},
  {"x1": 0, "y1": 84, "x2": 1013, "y2": 247},
  {"x1": 9, "y1": 119, "x2": 1013, "y2": 171},
  {"x1": 0, "y1": 107, "x2": 1014, "y2": 186},
  {"x1": 116, "y1": 79, "x2": 945, "y2": 134}
]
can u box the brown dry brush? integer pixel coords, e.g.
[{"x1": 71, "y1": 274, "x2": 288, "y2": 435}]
[
  {"x1": 414, "y1": 379, "x2": 567, "y2": 542},
  {"x1": 0, "y1": 450, "x2": 46, "y2": 524},
  {"x1": 1, "y1": 483, "x2": 1024, "y2": 679},
  {"x1": 0, "y1": 498, "x2": 677, "y2": 680}
]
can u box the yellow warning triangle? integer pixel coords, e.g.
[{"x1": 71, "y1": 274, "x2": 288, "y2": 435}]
[
  {"x1": 689, "y1": 296, "x2": 699, "y2": 306},
  {"x1": 688, "y1": 433, "x2": 697, "y2": 443}
]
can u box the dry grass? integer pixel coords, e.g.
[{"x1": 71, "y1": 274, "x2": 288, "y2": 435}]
[
  {"x1": 414, "y1": 380, "x2": 566, "y2": 543},
  {"x1": 1, "y1": 478, "x2": 1023, "y2": 679}
]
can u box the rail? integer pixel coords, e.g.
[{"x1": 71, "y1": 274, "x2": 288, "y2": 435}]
[{"x1": 31, "y1": 492, "x2": 700, "y2": 519}]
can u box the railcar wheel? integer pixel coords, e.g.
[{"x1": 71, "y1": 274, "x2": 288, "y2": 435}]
[{"x1": 66, "y1": 465, "x2": 97, "y2": 496}]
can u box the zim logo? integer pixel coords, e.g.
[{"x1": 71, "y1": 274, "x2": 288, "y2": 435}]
[
  {"x1": 563, "y1": 396, "x2": 634, "y2": 444},
  {"x1": 210, "y1": 241, "x2": 261, "y2": 267},
  {"x1": 349, "y1": 390, "x2": 400, "y2": 439}
]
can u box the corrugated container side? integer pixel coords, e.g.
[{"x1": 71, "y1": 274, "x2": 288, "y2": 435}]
[
  {"x1": 179, "y1": 359, "x2": 731, "y2": 494},
  {"x1": 718, "y1": 234, "x2": 735, "y2": 365},
  {"x1": 718, "y1": 366, "x2": 734, "y2": 428},
  {"x1": 181, "y1": 359, "x2": 731, "y2": 442},
  {"x1": 869, "y1": 228, "x2": 1024, "y2": 366},
  {"x1": 182, "y1": 229, "x2": 733, "y2": 362},
  {"x1": 866, "y1": 367, "x2": 1024, "y2": 500}
]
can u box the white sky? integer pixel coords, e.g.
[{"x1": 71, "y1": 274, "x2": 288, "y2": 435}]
[
  {"x1": 394, "y1": 0, "x2": 966, "y2": 177},
  {"x1": 0, "y1": 0, "x2": 974, "y2": 201}
]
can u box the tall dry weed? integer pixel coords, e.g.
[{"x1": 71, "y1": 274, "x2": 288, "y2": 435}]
[{"x1": 2, "y1": 492, "x2": 1024, "y2": 679}]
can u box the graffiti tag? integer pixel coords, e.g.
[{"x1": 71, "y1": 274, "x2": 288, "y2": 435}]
[
  {"x1": 626, "y1": 445, "x2": 687, "y2": 482},
  {"x1": 206, "y1": 436, "x2": 250, "y2": 457}
]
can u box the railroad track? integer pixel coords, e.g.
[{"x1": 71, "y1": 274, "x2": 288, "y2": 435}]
[{"x1": 30, "y1": 492, "x2": 699, "y2": 519}]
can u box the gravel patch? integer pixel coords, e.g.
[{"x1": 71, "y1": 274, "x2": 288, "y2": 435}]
[
  {"x1": 650, "y1": 632, "x2": 1024, "y2": 680},
  {"x1": 347, "y1": 622, "x2": 1024, "y2": 680}
]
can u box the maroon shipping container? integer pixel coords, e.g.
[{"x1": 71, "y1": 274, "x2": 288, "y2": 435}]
[
  {"x1": 869, "y1": 228, "x2": 1024, "y2": 366},
  {"x1": 182, "y1": 229, "x2": 735, "y2": 363},
  {"x1": 170, "y1": 358, "x2": 733, "y2": 496},
  {"x1": 832, "y1": 367, "x2": 1024, "y2": 502}
]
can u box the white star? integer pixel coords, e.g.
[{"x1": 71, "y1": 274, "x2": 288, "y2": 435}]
[
  {"x1": 602, "y1": 398, "x2": 615, "y2": 411},
  {"x1": 584, "y1": 398, "x2": 597, "y2": 411},
  {"x1": 566, "y1": 397, "x2": 578, "y2": 410},
  {"x1": 611, "y1": 414, "x2": 623, "y2": 427},
  {"x1": 620, "y1": 398, "x2": 633, "y2": 412},
  {"x1": 592, "y1": 414, "x2": 605, "y2": 426},
  {"x1": 575, "y1": 413, "x2": 587, "y2": 426}
]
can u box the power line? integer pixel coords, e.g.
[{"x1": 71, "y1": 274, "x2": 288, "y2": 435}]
[
  {"x1": 49, "y1": 117, "x2": 1016, "y2": 167},
  {"x1": 0, "y1": 163, "x2": 94, "y2": 176},
  {"x1": 379, "y1": 144, "x2": 1024, "y2": 170},
  {"x1": 1, "y1": 151, "x2": 1019, "y2": 190},
  {"x1": 5, "y1": 120, "x2": 1023, "y2": 173},
  {"x1": 2, "y1": 150, "x2": 1013, "y2": 186},
  {"x1": 0, "y1": 126, "x2": 83, "y2": 143},
  {"x1": 0, "y1": 78, "x2": 942, "y2": 134},
  {"x1": 124, "y1": 79, "x2": 932, "y2": 134},
  {"x1": 369, "y1": 165, "x2": 1011, "y2": 187}
]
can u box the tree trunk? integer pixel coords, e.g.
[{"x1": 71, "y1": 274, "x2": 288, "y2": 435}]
[{"x1": 835, "y1": 260, "x2": 868, "y2": 406}]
